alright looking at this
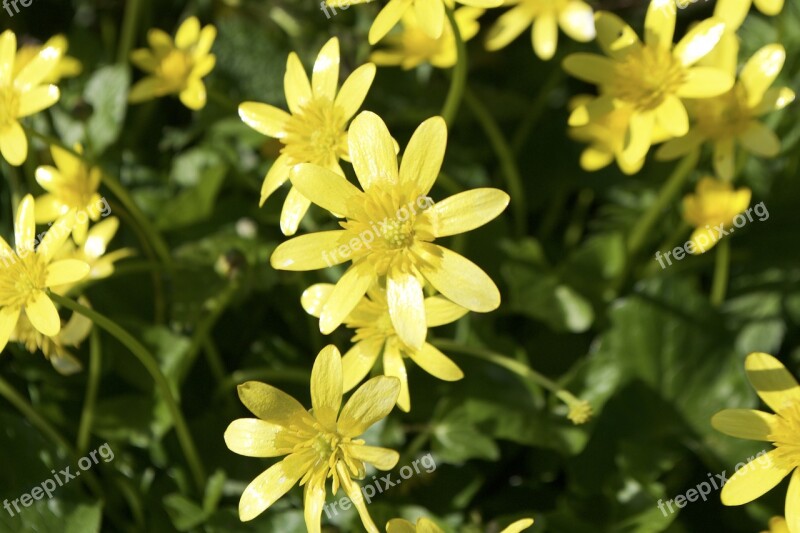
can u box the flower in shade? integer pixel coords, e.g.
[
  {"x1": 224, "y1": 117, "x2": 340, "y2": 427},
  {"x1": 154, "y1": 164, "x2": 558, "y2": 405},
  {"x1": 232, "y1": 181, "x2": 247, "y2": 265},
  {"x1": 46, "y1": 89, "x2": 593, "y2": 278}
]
[
  {"x1": 714, "y1": 0, "x2": 783, "y2": 32},
  {"x1": 224, "y1": 345, "x2": 400, "y2": 532},
  {"x1": 0, "y1": 30, "x2": 63, "y2": 166},
  {"x1": 239, "y1": 37, "x2": 376, "y2": 236},
  {"x1": 711, "y1": 353, "x2": 800, "y2": 533},
  {"x1": 302, "y1": 283, "x2": 467, "y2": 411},
  {"x1": 129, "y1": 16, "x2": 216, "y2": 110},
  {"x1": 485, "y1": 0, "x2": 595, "y2": 60},
  {"x1": 370, "y1": 7, "x2": 484, "y2": 70},
  {"x1": 563, "y1": 4, "x2": 733, "y2": 169},
  {"x1": 387, "y1": 517, "x2": 534, "y2": 533},
  {"x1": 657, "y1": 44, "x2": 794, "y2": 180},
  {"x1": 34, "y1": 144, "x2": 103, "y2": 245},
  {"x1": 762, "y1": 517, "x2": 790, "y2": 533},
  {"x1": 0, "y1": 195, "x2": 90, "y2": 353},
  {"x1": 15, "y1": 35, "x2": 82, "y2": 84},
  {"x1": 682, "y1": 177, "x2": 751, "y2": 253},
  {"x1": 270, "y1": 112, "x2": 508, "y2": 352}
]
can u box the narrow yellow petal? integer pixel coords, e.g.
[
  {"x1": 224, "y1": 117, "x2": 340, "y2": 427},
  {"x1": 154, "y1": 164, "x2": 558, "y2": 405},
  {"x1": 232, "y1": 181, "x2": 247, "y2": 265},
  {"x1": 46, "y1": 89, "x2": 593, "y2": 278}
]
[
  {"x1": 532, "y1": 12, "x2": 558, "y2": 61},
  {"x1": 558, "y1": 2, "x2": 596, "y2": 43},
  {"x1": 285, "y1": 52, "x2": 313, "y2": 115},
  {"x1": 37, "y1": 212, "x2": 75, "y2": 262},
  {"x1": 787, "y1": 469, "x2": 800, "y2": 533},
  {"x1": 673, "y1": 19, "x2": 725, "y2": 66},
  {"x1": 387, "y1": 269, "x2": 426, "y2": 350},
  {"x1": 644, "y1": 0, "x2": 676, "y2": 50},
  {"x1": 399, "y1": 116, "x2": 447, "y2": 196},
  {"x1": 46, "y1": 259, "x2": 90, "y2": 287},
  {"x1": 194, "y1": 25, "x2": 217, "y2": 57},
  {"x1": 428, "y1": 188, "x2": 509, "y2": 238},
  {"x1": 713, "y1": 0, "x2": 749, "y2": 30},
  {"x1": 414, "y1": 0, "x2": 445, "y2": 40},
  {"x1": 342, "y1": 339, "x2": 383, "y2": 392},
  {"x1": 320, "y1": 262, "x2": 373, "y2": 334},
  {"x1": 593, "y1": 12, "x2": 640, "y2": 59},
  {"x1": 128, "y1": 77, "x2": 168, "y2": 103},
  {"x1": 260, "y1": 154, "x2": 292, "y2": 206},
  {"x1": 678, "y1": 67, "x2": 734, "y2": 98},
  {"x1": 0, "y1": 307, "x2": 21, "y2": 353},
  {"x1": 334, "y1": 63, "x2": 376, "y2": 120},
  {"x1": 301, "y1": 284, "x2": 335, "y2": 318},
  {"x1": 34, "y1": 193, "x2": 66, "y2": 224},
  {"x1": 739, "y1": 121, "x2": 781, "y2": 157},
  {"x1": 17, "y1": 85, "x2": 59, "y2": 117},
  {"x1": 303, "y1": 470, "x2": 327, "y2": 533},
  {"x1": 386, "y1": 519, "x2": 417, "y2": 533},
  {"x1": 383, "y1": 339, "x2": 410, "y2": 412},
  {"x1": 338, "y1": 375, "x2": 400, "y2": 437},
  {"x1": 238, "y1": 452, "x2": 312, "y2": 521},
  {"x1": 236, "y1": 381, "x2": 314, "y2": 427},
  {"x1": 655, "y1": 130, "x2": 704, "y2": 161},
  {"x1": 279, "y1": 186, "x2": 312, "y2": 236},
  {"x1": 290, "y1": 163, "x2": 363, "y2": 218},
  {"x1": 369, "y1": 0, "x2": 413, "y2": 45},
  {"x1": 0, "y1": 31, "x2": 16, "y2": 86},
  {"x1": 311, "y1": 37, "x2": 340, "y2": 100},
  {"x1": 711, "y1": 409, "x2": 778, "y2": 441},
  {"x1": 754, "y1": 0, "x2": 783, "y2": 14},
  {"x1": 14, "y1": 194, "x2": 36, "y2": 253},
  {"x1": 409, "y1": 342, "x2": 464, "y2": 381},
  {"x1": 342, "y1": 444, "x2": 400, "y2": 470},
  {"x1": 418, "y1": 244, "x2": 501, "y2": 312},
  {"x1": 311, "y1": 345, "x2": 343, "y2": 428},
  {"x1": 336, "y1": 462, "x2": 379, "y2": 533},
  {"x1": 175, "y1": 17, "x2": 201, "y2": 49},
  {"x1": 745, "y1": 352, "x2": 800, "y2": 414},
  {"x1": 270, "y1": 230, "x2": 348, "y2": 271},
  {"x1": 179, "y1": 78, "x2": 206, "y2": 110},
  {"x1": 501, "y1": 519, "x2": 535, "y2": 533},
  {"x1": 14, "y1": 40, "x2": 62, "y2": 91},
  {"x1": 621, "y1": 110, "x2": 654, "y2": 164},
  {"x1": 721, "y1": 449, "x2": 791, "y2": 506},
  {"x1": 349, "y1": 111, "x2": 399, "y2": 190},
  {"x1": 562, "y1": 53, "x2": 616, "y2": 85},
  {"x1": 655, "y1": 95, "x2": 689, "y2": 137},
  {"x1": 224, "y1": 418, "x2": 290, "y2": 457},
  {"x1": 0, "y1": 121, "x2": 28, "y2": 166},
  {"x1": 25, "y1": 292, "x2": 61, "y2": 337},
  {"x1": 424, "y1": 296, "x2": 468, "y2": 326},
  {"x1": 485, "y1": 5, "x2": 533, "y2": 51},
  {"x1": 713, "y1": 138, "x2": 736, "y2": 181},
  {"x1": 239, "y1": 102, "x2": 290, "y2": 138},
  {"x1": 741, "y1": 45, "x2": 785, "y2": 108}
]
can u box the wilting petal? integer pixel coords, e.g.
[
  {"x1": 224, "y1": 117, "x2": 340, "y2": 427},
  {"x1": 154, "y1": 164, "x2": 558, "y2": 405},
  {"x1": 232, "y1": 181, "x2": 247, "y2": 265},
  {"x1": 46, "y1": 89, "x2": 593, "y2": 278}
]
[
  {"x1": 745, "y1": 352, "x2": 800, "y2": 414},
  {"x1": 720, "y1": 449, "x2": 791, "y2": 505},
  {"x1": 338, "y1": 375, "x2": 400, "y2": 437},
  {"x1": 310, "y1": 345, "x2": 343, "y2": 429},
  {"x1": 224, "y1": 418, "x2": 291, "y2": 457},
  {"x1": 711, "y1": 409, "x2": 777, "y2": 441}
]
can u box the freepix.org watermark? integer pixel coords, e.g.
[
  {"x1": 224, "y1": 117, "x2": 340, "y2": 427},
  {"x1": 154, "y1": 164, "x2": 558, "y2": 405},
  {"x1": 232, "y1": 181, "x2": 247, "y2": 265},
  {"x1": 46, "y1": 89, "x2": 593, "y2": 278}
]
[
  {"x1": 3, "y1": 0, "x2": 35, "y2": 17},
  {"x1": 3, "y1": 442, "x2": 115, "y2": 517}
]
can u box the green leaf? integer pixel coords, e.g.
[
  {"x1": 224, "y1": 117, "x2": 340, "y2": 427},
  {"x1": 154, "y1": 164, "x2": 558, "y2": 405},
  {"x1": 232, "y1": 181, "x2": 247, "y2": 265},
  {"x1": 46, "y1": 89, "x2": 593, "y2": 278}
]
[{"x1": 84, "y1": 64, "x2": 130, "y2": 155}]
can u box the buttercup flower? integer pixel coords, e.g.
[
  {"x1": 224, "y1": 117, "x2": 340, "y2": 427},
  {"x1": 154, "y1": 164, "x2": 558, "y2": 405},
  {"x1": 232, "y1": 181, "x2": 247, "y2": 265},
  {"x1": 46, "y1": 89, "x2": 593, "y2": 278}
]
[
  {"x1": 239, "y1": 37, "x2": 376, "y2": 235},
  {"x1": 563, "y1": 3, "x2": 733, "y2": 168},
  {"x1": 302, "y1": 283, "x2": 467, "y2": 411},
  {"x1": 371, "y1": 7, "x2": 484, "y2": 70},
  {"x1": 34, "y1": 144, "x2": 103, "y2": 244},
  {"x1": 224, "y1": 345, "x2": 401, "y2": 532},
  {"x1": 682, "y1": 177, "x2": 751, "y2": 253},
  {"x1": 271, "y1": 112, "x2": 508, "y2": 351},
  {"x1": 657, "y1": 44, "x2": 794, "y2": 180},
  {"x1": 15, "y1": 35, "x2": 82, "y2": 84},
  {"x1": 0, "y1": 195, "x2": 89, "y2": 353},
  {"x1": 129, "y1": 16, "x2": 216, "y2": 110},
  {"x1": 0, "y1": 30, "x2": 63, "y2": 166},
  {"x1": 485, "y1": 0, "x2": 595, "y2": 60},
  {"x1": 714, "y1": 0, "x2": 783, "y2": 31},
  {"x1": 711, "y1": 353, "x2": 800, "y2": 532},
  {"x1": 386, "y1": 517, "x2": 534, "y2": 533},
  {"x1": 762, "y1": 517, "x2": 790, "y2": 533}
]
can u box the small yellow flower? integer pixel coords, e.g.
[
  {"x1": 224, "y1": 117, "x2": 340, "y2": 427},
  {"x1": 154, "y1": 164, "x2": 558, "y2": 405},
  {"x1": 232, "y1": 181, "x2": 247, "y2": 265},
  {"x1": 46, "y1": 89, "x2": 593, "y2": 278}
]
[
  {"x1": 711, "y1": 353, "x2": 800, "y2": 533},
  {"x1": 485, "y1": 0, "x2": 595, "y2": 60},
  {"x1": 0, "y1": 30, "x2": 63, "y2": 166},
  {"x1": 0, "y1": 195, "x2": 90, "y2": 353},
  {"x1": 657, "y1": 44, "x2": 794, "y2": 180},
  {"x1": 15, "y1": 35, "x2": 82, "y2": 84},
  {"x1": 224, "y1": 345, "x2": 401, "y2": 532},
  {"x1": 762, "y1": 516, "x2": 791, "y2": 533},
  {"x1": 682, "y1": 177, "x2": 751, "y2": 253},
  {"x1": 129, "y1": 17, "x2": 216, "y2": 110},
  {"x1": 563, "y1": 3, "x2": 733, "y2": 168},
  {"x1": 386, "y1": 516, "x2": 534, "y2": 533},
  {"x1": 302, "y1": 283, "x2": 467, "y2": 411},
  {"x1": 239, "y1": 37, "x2": 376, "y2": 236},
  {"x1": 34, "y1": 144, "x2": 103, "y2": 245},
  {"x1": 271, "y1": 112, "x2": 508, "y2": 351},
  {"x1": 371, "y1": 7, "x2": 484, "y2": 70},
  {"x1": 714, "y1": 0, "x2": 783, "y2": 32}
]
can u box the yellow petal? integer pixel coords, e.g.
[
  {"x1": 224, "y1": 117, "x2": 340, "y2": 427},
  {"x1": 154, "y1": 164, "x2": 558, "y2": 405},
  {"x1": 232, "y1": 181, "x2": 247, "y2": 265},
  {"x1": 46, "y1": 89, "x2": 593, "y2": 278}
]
[
  {"x1": 194, "y1": 25, "x2": 217, "y2": 57},
  {"x1": 0, "y1": 307, "x2": 21, "y2": 353},
  {"x1": 593, "y1": 12, "x2": 640, "y2": 59},
  {"x1": 713, "y1": 0, "x2": 749, "y2": 30},
  {"x1": 239, "y1": 102, "x2": 289, "y2": 138},
  {"x1": 320, "y1": 262, "x2": 373, "y2": 334},
  {"x1": 128, "y1": 77, "x2": 168, "y2": 103},
  {"x1": 532, "y1": 12, "x2": 558, "y2": 61},
  {"x1": 290, "y1": 163, "x2": 363, "y2": 218},
  {"x1": 428, "y1": 188, "x2": 509, "y2": 238},
  {"x1": 673, "y1": 19, "x2": 726, "y2": 66},
  {"x1": 754, "y1": 87, "x2": 795, "y2": 115},
  {"x1": 621, "y1": 110, "x2": 654, "y2": 168},
  {"x1": 387, "y1": 519, "x2": 417, "y2": 533},
  {"x1": 349, "y1": 111, "x2": 399, "y2": 190},
  {"x1": 399, "y1": 116, "x2": 447, "y2": 197},
  {"x1": 238, "y1": 452, "x2": 313, "y2": 521},
  {"x1": 678, "y1": 67, "x2": 734, "y2": 98},
  {"x1": 501, "y1": 519, "x2": 535, "y2": 533},
  {"x1": 754, "y1": 0, "x2": 783, "y2": 15},
  {"x1": 83, "y1": 216, "x2": 120, "y2": 258},
  {"x1": 57, "y1": 302, "x2": 93, "y2": 345},
  {"x1": 688, "y1": 227, "x2": 721, "y2": 254},
  {"x1": 558, "y1": 2, "x2": 596, "y2": 43},
  {"x1": 224, "y1": 418, "x2": 290, "y2": 457},
  {"x1": 418, "y1": 244, "x2": 500, "y2": 312},
  {"x1": 787, "y1": 469, "x2": 800, "y2": 533},
  {"x1": 562, "y1": 53, "x2": 616, "y2": 85},
  {"x1": 655, "y1": 95, "x2": 689, "y2": 137},
  {"x1": 147, "y1": 29, "x2": 173, "y2": 52},
  {"x1": 33, "y1": 194, "x2": 66, "y2": 224},
  {"x1": 179, "y1": 78, "x2": 207, "y2": 110},
  {"x1": 25, "y1": 291, "x2": 60, "y2": 337},
  {"x1": 580, "y1": 146, "x2": 614, "y2": 171},
  {"x1": 387, "y1": 270, "x2": 426, "y2": 350},
  {"x1": 383, "y1": 340, "x2": 410, "y2": 411},
  {"x1": 741, "y1": 45, "x2": 785, "y2": 108},
  {"x1": 409, "y1": 343, "x2": 464, "y2": 381},
  {"x1": 644, "y1": 0, "x2": 676, "y2": 50},
  {"x1": 335, "y1": 63, "x2": 376, "y2": 120},
  {"x1": 131, "y1": 49, "x2": 158, "y2": 71},
  {"x1": 284, "y1": 52, "x2": 312, "y2": 115},
  {"x1": 279, "y1": 186, "x2": 312, "y2": 236},
  {"x1": 338, "y1": 375, "x2": 400, "y2": 437},
  {"x1": 17, "y1": 84, "x2": 59, "y2": 117},
  {"x1": 416, "y1": 518, "x2": 443, "y2": 533},
  {"x1": 301, "y1": 283, "x2": 335, "y2": 318},
  {"x1": 745, "y1": 352, "x2": 800, "y2": 414},
  {"x1": 369, "y1": 0, "x2": 413, "y2": 45},
  {"x1": 260, "y1": 153, "x2": 292, "y2": 206},
  {"x1": 312, "y1": 37, "x2": 340, "y2": 100},
  {"x1": 415, "y1": 0, "x2": 445, "y2": 40},
  {"x1": 236, "y1": 381, "x2": 314, "y2": 427},
  {"x1": 46, "y1": 259, "x2": 90, "y2": 287},
  {"x1": 0, "y1": 121, "x2": 28, "y2": 166},
  {"x1": 655, "y1": 130, "x2": 704, "y2": 161},
  {"x1": 424, "y1": 296, "x2": 468, "y2": 326},
  {"x1": 711, "y1": 409, "x2": 777, "y2": 441},
  {"x1": 739, "y1": 121, "x2": 781, "y2": 158},
  {"x1": 336, "y1": 462, "x2": 379, "y2": 533},
  {"x1": 37, "y1": 211, "x2": 74, "y2": 262},
  {"x1": 311, "y1": 345, "x2": 343, "y2": 428},
  {"x1": 270, "y1": 230, "x2": 348, "y2": 270},
  {"x1": 303, "y1": 470, "x2": 327, "y2": 533},
  {"x1": 175, "y1": 17, "x2": 201, "y2": 49},
  {"x1": 343, "y1": 444, "x2": 400, "y2": 470},
  {"x1": 14, "y1": 194, "x2": 36, "y2": 253},
  {"x1": 485, "y1": 5, "x2": 533, "y2": 51},
  {"x1": 342, "y1": 339, "x2": 383, "y2": 392},
  {"x1": 567, "y1": 94, "x2": 615, "y2": 126},
  {"x1": 713, "y1": 138, "x2": 736, "y2": 181},
  {"x1": 15, "y1": 40, "x2": 62, "y2": 91},
  {"x1": 0, "y1": 31, "x2": 16, "y2": 86},
  {"x1": 721, "y1": 449, "x2": 791, "y2": 506}
]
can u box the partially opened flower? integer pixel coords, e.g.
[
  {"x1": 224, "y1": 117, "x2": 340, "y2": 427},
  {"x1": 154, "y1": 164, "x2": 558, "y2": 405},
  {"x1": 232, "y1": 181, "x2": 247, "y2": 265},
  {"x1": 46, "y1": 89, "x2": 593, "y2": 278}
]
[
  {"x1": 34, "y1": 144, "x2": 103, "y2": 244},
  {"x1": 657, "y1": 44, "x2": 794, "y2": 180},
  {"x1": 224, "y1": 345, "x2": 401, "y2": 532},
  {"x1": 563, "y1": 4, "x2": 733, "y2": 168},
  {"x1": 0, "y1": 30, "x2": 63, "y2": 166},
  {"x1": 15, "y1": 35, "x2": 82, "y2": 84},
  {"x1": 714, "y1": 0, "x2": 783, "y2": 32},
  {"x1": 387, "y1": 516, "x2": 534, "y2": 533},
  {"x1": 129, "y1": 16, "x2": 216, "y2": 110},
  {"x1": 762, "y1": 517, "x2": 790, "y2": 533},
  {"x1": 271, "y1": 112, "x2": 508, "y2": 351},
  {"x1": 711, "y1": 353, "x2": 800, "y2": 532},
  {"x1": 302, "y1": 283, "x2": 467, "y2": 411},
  {"x1": 485, "y1": 0, "x2": 595, "y2": 60},
  {"x1": 0, "y1": 195, "x2": 89, "y2": 353},
  {"x1": 682, "y1": 177, "x2": 751, "y2": 253},
  {"x1": 239, "y1": 37, "x2": 376, "y2": 235}
]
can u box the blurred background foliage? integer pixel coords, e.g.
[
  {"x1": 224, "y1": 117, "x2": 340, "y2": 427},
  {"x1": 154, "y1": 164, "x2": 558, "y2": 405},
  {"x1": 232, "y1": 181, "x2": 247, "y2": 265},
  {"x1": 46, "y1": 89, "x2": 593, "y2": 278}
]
[{"x1": 1, "y1": 0, "x2": 799, "y2": 531}]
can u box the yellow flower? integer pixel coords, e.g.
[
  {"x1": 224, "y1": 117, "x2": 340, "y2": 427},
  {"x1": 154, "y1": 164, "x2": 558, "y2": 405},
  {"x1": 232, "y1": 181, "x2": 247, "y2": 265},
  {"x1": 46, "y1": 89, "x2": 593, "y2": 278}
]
[
  {"x1": 485, "y1": 0, "x2": 595, "y2": 60},
  {"x1": 563, "y1": 3, "x2": 733, "y2": 168},
  {"x1": 657, "y1": 44, "x2": 794, "y2": 180},
  {"x1": 762, "y1": 517, "x2": 791, "y2": 533},
  {"x1": 0, "y1": 30, "x2": 64, "y2": 166},
  {"x1": 386, "y1": 516, "x2": 534, "y2": 533},
  {"x1": 271, "y1": 112, "x2": 508, "y2": 351},
  {"x1": 682, "y1": 177, "x2": 751, "y2": 253},
  {"x1": 129, "y1": 17, "x2": 216, "y2": 110},
  {"x1": 34, "y1": 144, "x2": 103, "y2": 244},
  {"x1": 714, "y1": 0, "x2": 783, "y2": 32},
  {"x1": 239, "y1": 37, "x2": 376, "y2": 236},
  {"x1": 371, "y1": 7, "x2": 484, "y2": 70},
  {"x1": 0, "y1": 195, "x2": 90, "y2": 353},
  {"x1": 302, "y1": 283, "x2": 467, "y2": 411},
  {"x1": 711, "y1": 353, "x2": 800, "y2": 533},
  {"x1": 224, "y1": 345, "x2": 401, "y2": 532},
  {"x1": 15, "y1": 35, "x2": 82, "y2": 84}
]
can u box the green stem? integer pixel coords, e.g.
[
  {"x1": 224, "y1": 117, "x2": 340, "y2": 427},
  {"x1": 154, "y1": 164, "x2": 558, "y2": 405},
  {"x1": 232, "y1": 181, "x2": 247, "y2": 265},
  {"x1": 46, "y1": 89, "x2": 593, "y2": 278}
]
[
  {"x1": 463, "y1": 89, "x2": 526, "y2": 236},
  {"x1": 50, "y1": 293, "x2": 206, "y2": 491},
  {"x1": 77, "y1": 329, "x2": 102, "y2": 455},
  {"x1": 627, "y1": 151, "x2": 699, "y2": 258},
  {"x1": 117, "y1": 0, "x2": 143, "y2": 64},
  {"x1": 440, "y1": 7, "x2": 467, "y2": 127},
  {"x1": 511, "y1": 68, "x2": 563, "y2": 155},
  {"x1": 710, "y1": 238, "x2": 730, "y2": 307}
]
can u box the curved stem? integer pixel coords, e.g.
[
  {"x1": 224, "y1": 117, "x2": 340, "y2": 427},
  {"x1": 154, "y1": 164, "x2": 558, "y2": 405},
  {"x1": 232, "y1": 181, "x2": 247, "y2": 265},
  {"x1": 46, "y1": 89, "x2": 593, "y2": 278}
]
[
  {"x1": 50, "y1": 293, "x2": 206, "y2": 491},
  {"x1": 710, "y1": 238, "x2": 730, "y2": 307},
  {"x1": 117, "y1": 0, "x2": 143, "y2": 64},
  {"x1": 627, "y1": 151, "x2": 699, "y2": 258},
  {"x1": 511, "y1": 68, "x2": 563, "y2": 155},
  {"x1": 463, "y1": 89, "x2": 527, "y2": 236},
  {"x1": 440, "y1": 7, "x2": 467, "y2": 127},
  {"x1": 77, "y1": 329, "x2": 102, "y2": 455}
]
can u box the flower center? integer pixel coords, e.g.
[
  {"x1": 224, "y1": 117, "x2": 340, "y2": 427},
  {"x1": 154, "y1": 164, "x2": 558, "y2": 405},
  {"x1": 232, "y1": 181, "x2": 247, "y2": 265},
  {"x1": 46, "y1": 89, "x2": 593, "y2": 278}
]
[
  {"x1": 769, "y1": 401, "x2": 800, "y2": 469},
  {"x1": 283, "y1": 98, "x2": 347, "y2": 167},
  {"x1": 612, "y1": 46, "x2": 685, "y2": 111},
  {"x1": 0, "y1": 85, "x2": 21, "y2": 128},
  {"x1": 157, "y1": 50, "x2": 194, "y2": 90},
  {"x1": 0, "y1": 251, "x2": 49, "y2": 309},
  {"x1": 692, "y1": 85, "x2": 751, "y2": 139}
]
